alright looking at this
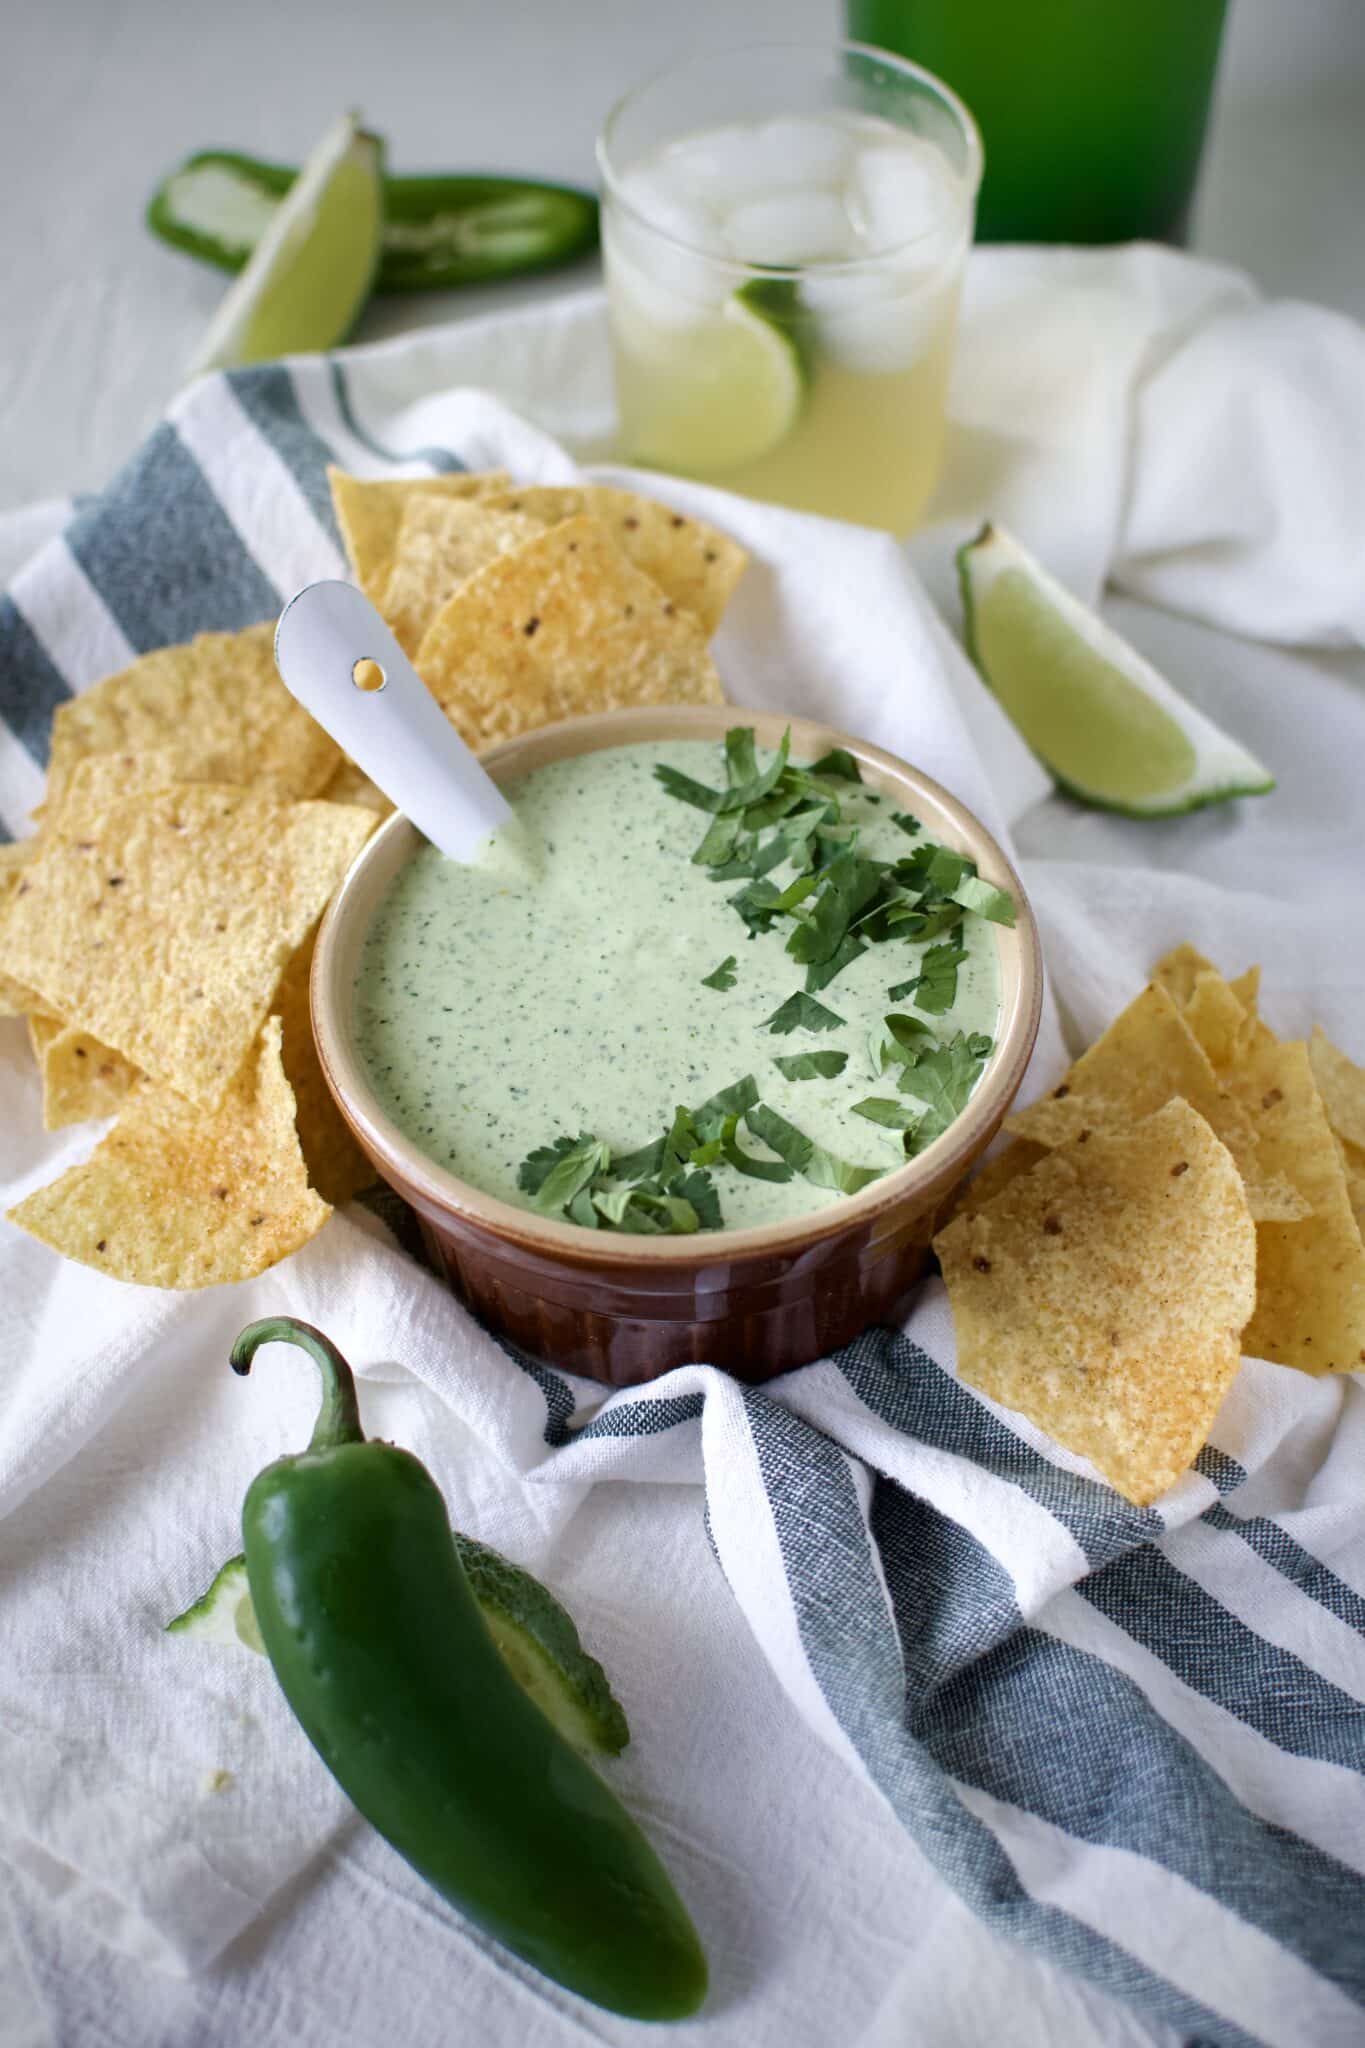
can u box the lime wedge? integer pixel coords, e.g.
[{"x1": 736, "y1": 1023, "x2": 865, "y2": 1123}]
[
  {"x1": 626, "y1": 282, "x2": 804, "y2": 474},
  {"x1": 958, "y1": 524, "x2": 1274, "y2": 817},
  {"x1": 167, "y1": 1536, "x2": 629, "y2": 1759},
  {"x1": 186, "y1": 111, "x2": 384, "y2": 377}
]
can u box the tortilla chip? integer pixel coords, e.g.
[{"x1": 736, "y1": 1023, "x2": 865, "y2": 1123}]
[
  {"x1": 321, "y1": 758, "x2": 393, "y2": 815},
  {"x1": 1005, "y1": 981, "x2": 1305, "y2": 1222},
  {"x1": 0, "y1": 844, "x2": 55, "y2": 1018},
  {"x1": 8, "y1": 1017, "x2": 329, "y2": 1287},
  {"x1": 380, "y1": 498, "x2": 540, "y2": 654},
  {"x1": 0, "y1": 785, "x2": 375, "y2": 1109},
  {"x1": 328, "y1": 468, "x2": 511, "y2": 602},
  {"x1": 1151, "y1": 943, "x2": 1216, "y2": 1007},
  {"x1": 941, "y1": 1139, "x2": 1050, "y2": 1227},
  {"x1": 1182, "y1": 971, "x2": 1253, "y2": 1072},
  {"x1": 1227, "y1": 1037, "x2": 1365, "y2": 1374},
  {"x1": 1308, "y1": 1026, "x2": 1365, "y2": 1151},
  {"x1": 415, "y1": 516, "x2": 724, "y2": 751},
  {"x1": 935, "y1": 1099, "x2": 1256, "y2": 1505},
  {"x1": 1339, "y1": 1137, "x2": 1365, "y2": 1234},
  {"x1": 481, "y1": 485, "x2": 748, "y2": 635},
  {"x1": 28, "y1": 1013, "x2": 139, "y2": 1130},
  {"x1": 274, "y1": 928, "x2": 375, "y2": 1204},
  {"x1": 46, "y1": 625, "x2": 340, "y2": 814}
]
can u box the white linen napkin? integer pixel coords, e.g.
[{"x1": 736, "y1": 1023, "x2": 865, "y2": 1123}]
[{"x1": 1, "y1": 245, "x2": 1363, "y2": 2048}]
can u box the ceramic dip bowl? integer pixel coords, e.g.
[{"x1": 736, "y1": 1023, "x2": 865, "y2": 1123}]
[{"x1": 312, "y1": 705, "x2": 1042, "y2": 1386}]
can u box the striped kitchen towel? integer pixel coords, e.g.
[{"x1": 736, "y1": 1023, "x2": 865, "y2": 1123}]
[{"x1": 2, "y1": 277, "x2": 1364, "y2": 2048}]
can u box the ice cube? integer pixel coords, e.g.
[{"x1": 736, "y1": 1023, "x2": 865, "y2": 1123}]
[
  {"x1": 847, "y1": 140, "x2": 959, "y2": 255},
  {"x1": 618, "y1": 166, "x2": 723, "y2": 255},
  {"x1": 666, "y1": 118, "x2": 852, "y2": 207},
  {"x1": 610, "y1": 168, "x2": 728, "y2": 312},
  {"x1": 722, "y1": 192, "x2": 855, "y2": 267}
]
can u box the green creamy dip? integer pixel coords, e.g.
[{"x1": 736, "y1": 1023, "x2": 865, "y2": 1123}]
[{"x1": 354, "y1": 737, "x2": 1002, "y2": 1232}]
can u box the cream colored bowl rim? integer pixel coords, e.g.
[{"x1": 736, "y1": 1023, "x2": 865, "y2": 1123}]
[{"x1": 312, "y1": 704, "x2": 1043, "y2": 1266}]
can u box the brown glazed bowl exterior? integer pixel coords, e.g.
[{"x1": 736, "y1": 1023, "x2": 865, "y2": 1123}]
[{"x1": 312, "y1": 705, "x2": 1042, "y2": 1387}]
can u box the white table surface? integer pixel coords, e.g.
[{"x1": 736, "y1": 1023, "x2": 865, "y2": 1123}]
[{"x1": 3, "y1": 0, "x2": 1364, "y2": 518}]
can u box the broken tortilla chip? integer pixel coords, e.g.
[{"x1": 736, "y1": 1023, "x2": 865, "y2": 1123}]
[
  {"x1": 935, "y1": 1099, "x2": 1256, "y2": 1506},
  {"x1": 380, "y1": 496, "x2": 540, "y2": 654},
  {"x1": 328, "y1": 467, "x2": 511, "y2": 602},
  {"x1": 0, "y1": 784, "x2": 374, "y2": 1110},
  {"x1": 415, "y1": 516, "x2": 724, "y2": 751},
  {"x1": 1150, "y1": 942, "x2": 1216, "y2": 1007},
  {"x1": 46, "y1": 625, "x2": 340, "y2": 815},
  {"x1": 1227, "y1": 1036, "x2": 1365, "y2": 1375},
  {"x1": 1308, "y1": 1026, "x2": 1365, "y2": 1152},
  {"x1": 1005, "y1": 980, "x2": 1305, "y2": 1222},
  {"x1": 28, "y1": 1013, "x2": 139, "y2": 1130},
  {"x1": 481, "y1": 484, "x2": 748, "y2": 634},
  {"x1": 274, "y1": 928, "x2": 375, "y2": 1205},
  {"x1": 8, "y1": 1017, "x2": 329, "y2": 1287},
  {"x1": 321, "y1": 758, "x2": 393, "y2": 815}
]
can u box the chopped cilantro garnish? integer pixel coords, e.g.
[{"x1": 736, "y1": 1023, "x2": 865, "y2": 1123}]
[
  {"x1": 882, "y1": 1012, "x2": 934, "y2": 1057},
  {"x1": 895, "y1": 942, "x2": 969, "y2": 1016},
  {"x1": 851, "y1": 1097, "x2": 919, "y2": 1129},
  {"x1": 891, "y1": 813, "x2": 920, "y2": 837},
  {"x1": 729, "y1": 876, "x2": 784, "y2": 937},
  {"x1": 517, "y1": 1133, "x2": 597, "y2": 1197},
  {"x1": 951, "y1": 875, "x2": 1016, "y2": 925},
  {"x1": 895, "y1": 1031, "x2": 992, "y2": 1148},
  {"x1": 701, "y1": 955, "x2": 737, "y2": 990},
  {"x1": 744, "y1": 1102, "x2": 813, "y2": 1174},
  {"x1": 763, "y1": 991, "x2": 846, "y2": 1035},
  {"x1": 721, "y1": 1114, "x2": 795, "y2": 1182},
  {"x1": 804, "y1": 931, "x2": 867, "y2": 993},
  {"x1": 523, "y1": 1135, "x2": 611, "y2": 1215},
  {"x1": 693, "y1": 1074, "x2": 761, "y2": 1137},
  {"x1": 772, "y1": 1050, "x2": 848, "y2": 1082},
  {"x1": 808, "y1": 747, "x2": 862, "y2": 782},
  {"x1": 654, "y1": 763, "x2": 727, "y2": 812}
]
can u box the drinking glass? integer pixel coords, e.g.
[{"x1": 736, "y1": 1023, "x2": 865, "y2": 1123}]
[{"x1": 597, "y1": 42, "x2": 982, "y2": 533}]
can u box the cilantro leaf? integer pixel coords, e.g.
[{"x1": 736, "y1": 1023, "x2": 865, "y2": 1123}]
[
  {"x1": 809, "y1": 747, "x2": 862, "y2": 782},
  {"x1": 722, "y1": 1114, "x2": 795, "y2": 1182},
  {"x1": 951, "y1": 875, "x2": 1016, "y2": 926},
  {"x1": 898, "y1": 942, "x2": 969, "y2": 1016},
  {"x1": 693, "y1": 1074, "x2": 761, "y2": 1140},
  {"x1": 692, "y1": 811, "x2": 743, "y2": 867},
  {"x1": 729, "y1": 877, "x2": 784, "y2": 937},
  {"x1": 883, "y1": 1011, "x2": 934, "y2": 1055},
  {"x1": 896, "y1": 1032, "x2": 990, "y2": 1145},
  {"x1": 891, "y1": 812, "x2": 920, "y2": 838},
  {"x1": 763, "y1": 991, "x2": 846, "y2": 1035},
  {"x1": 667, "y1": 1169, "x2": 723, "y2": 1230},
  {"x1": 701, "y1": 955, "x2": 737, "y2": 991},
  {"x1": 720, "y1": 727, "x2": 791, "y2": 812},
  {"x1": 851, "y1": 1096, "x2": 920, "y2": 1130},
  {"x1": 523, "y1": 1134, "x2": 612, "y2": 1215},
  {"x1": 567, "y1": 1188, "x2": 599, "y2": 1228},
  {"x1": 724, "y1": 726, "x2": 759, "y2": 789},
  {"x1": 804, "y1": 1146, "x2": 883, "y2": 1196},
  {"x1": 772, "y1": 1050, "x2": 848, "y2": 1081},
  {"x1": 654, "y1": 763, "x2": 726, "y2": 812},
  {"x1": 743, "y1": 1103, "x2": 813, "y2": 1174},
  {"x1": 804, "y1": 930, "x2": 867, "y2": 993},
  {"x1": 517, "y1": 1134, "x2": 590, "y2": 1196}
]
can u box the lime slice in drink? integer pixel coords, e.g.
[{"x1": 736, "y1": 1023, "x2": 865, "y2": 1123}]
[
  {"x1": 167, "y1": 1536, "x2": 630, "y2": 1759},
  {"x1": 628, "y1": 280, "x2": 805, "y2": 474},
  {"x1": 186, "y1": 111, "x2": 384, "y2": 377},
  {"x1": 958, "y1": 524, "x2": 1274, "y2": 817}
]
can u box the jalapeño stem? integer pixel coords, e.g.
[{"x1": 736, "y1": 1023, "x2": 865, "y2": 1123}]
[{"x1": 230, "y1": 1316, "x2": 365, "y2": 1451}]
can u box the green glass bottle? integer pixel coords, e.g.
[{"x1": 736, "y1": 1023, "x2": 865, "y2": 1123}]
[{"x1": 847, "y1": 0, "x2": 1228, "y2": 244}]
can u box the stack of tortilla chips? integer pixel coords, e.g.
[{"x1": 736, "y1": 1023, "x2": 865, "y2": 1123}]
[
  {"x1": 0, "y1": 470, "x2": 748, "y2": 1289},
  {"x1": 935, "y1": 946, "x2": 1365, "y2": 1503}
]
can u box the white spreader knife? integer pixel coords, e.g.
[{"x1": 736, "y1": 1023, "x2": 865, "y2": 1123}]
[{"x1": 274, "y1": 580, "x2": 512, "y2": 863}]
